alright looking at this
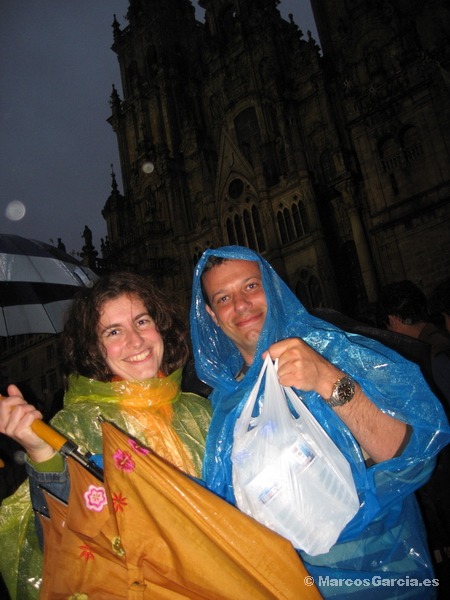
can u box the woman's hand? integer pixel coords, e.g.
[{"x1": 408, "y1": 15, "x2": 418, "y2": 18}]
[{"x1": 0, "y1": 384, "x2": 55, "y2": 463}]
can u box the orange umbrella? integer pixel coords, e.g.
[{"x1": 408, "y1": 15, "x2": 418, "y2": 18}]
[{"x1": 37, "y1": 419, "x2": 321, "y2": 599}]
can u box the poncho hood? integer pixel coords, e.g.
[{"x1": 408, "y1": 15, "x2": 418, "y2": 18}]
[{"x1": 190, "y1": 245, "x2": 316, "y2": 395}]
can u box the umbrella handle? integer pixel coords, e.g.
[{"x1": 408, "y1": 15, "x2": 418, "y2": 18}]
[
  {"x1": 0, "y1": 396, "x2": 66, "y2": 451},
  {"x1": 0, "y1": 397, "x2": 103, "y2": 479},
  {"x1": 0, "y1": 394, "x2": 74, "y2": 454},
  {"x1": 31, "y1": 419, "x2": 68, "y2": 452},
  {"x1": 31, "y1": 419, "x2": 104, "y2": 480}
]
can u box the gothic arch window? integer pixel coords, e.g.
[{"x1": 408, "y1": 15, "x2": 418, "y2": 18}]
[
  {"x1": 226, "y1": 205, "x2": 265, "y2": 252},
  {"x1": 252, "y1": 206, "x2": 266, "y2": 251},
  {"x1": 234, "y1": 214, "x2": 245, "y2": 245},
  {"x1": 292, "y1": 201, "x2": 309, "y2": 236},
  {"x1": 295, "y1": 271, "x2": 323, "y2": 310},
  {"x1": 226, "y1": 218, "x2": 236, "y2": 245},
  {"x1": 243, "y1": 209, "x2": 257, "y2": 250},
  {"x1": 284, "y1": 208, "x2": 295, "y2": 240},
  {"x1": 277, "y1": 211, "x2": 288, "y2": 244},
  {"x1": 277, "y1": 200, "x2": 309, "y2": 244}
]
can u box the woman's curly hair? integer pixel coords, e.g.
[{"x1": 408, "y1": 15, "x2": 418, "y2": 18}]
[{"x1": 61, "y1": 271, "x2": 189, "y2": 383}]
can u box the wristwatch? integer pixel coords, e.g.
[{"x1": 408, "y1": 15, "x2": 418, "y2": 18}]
[{"x1": 325, "y1": 375, "x2": 356, "y2": 407}]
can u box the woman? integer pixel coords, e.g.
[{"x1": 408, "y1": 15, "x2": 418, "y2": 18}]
[{"x1": 0, "y1": 272, "x2": 211, "y2": 600}]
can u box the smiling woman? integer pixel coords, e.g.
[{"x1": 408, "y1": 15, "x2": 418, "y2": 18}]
[
  {"x1": 97, "y1": 294, "x2": 165, "y2": 380},
  {"x1": 0, "y1": 271, "x2": 212, "y2": 600}
]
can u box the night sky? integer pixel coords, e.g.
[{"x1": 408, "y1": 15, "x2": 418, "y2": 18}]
[{"x1": 0, "y1": 1, "x2": 318, "y2": 258}]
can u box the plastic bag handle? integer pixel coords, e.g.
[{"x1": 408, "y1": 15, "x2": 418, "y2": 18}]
[
  {"x1": 236, "y1": 357, "x2": 341, "y2": 448},
  {"x1": 234, "y1": 355, "x2": 271, "y2": 437}
]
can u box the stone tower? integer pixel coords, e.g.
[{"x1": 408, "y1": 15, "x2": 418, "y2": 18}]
[
  {"x1": 309, "y1": 0, "x2": 450, "y2": 305},
  {"x1": 103, "y1": 0, "x2": 450, "y2": 318}
]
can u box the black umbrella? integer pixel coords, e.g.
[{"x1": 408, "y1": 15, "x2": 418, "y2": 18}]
[{"x1": 0, "y1": 234, "x2": 97, "y2": 336}]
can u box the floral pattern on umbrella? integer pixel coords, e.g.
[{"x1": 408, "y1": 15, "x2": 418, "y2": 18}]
[{"x1": 39, "y1": 456, "x2": 128, "y2": 600}]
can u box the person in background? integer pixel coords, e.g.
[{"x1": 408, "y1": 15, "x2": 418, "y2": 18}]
[
  {"x1": 377, "y1": 280, "x2": 450, "y2": 358},
  {"x1": 377, "y1": 279, "x2": 450, "y2": 579},
  {"x1": 377, "y1": 279, "x2": 450, "y2": 409},
  {"x1": 0, "y1": 272, "x2": 211, "y2": 600},
  {"x1": 190, "y1": 245, "x2": 450, "y2": 599}
]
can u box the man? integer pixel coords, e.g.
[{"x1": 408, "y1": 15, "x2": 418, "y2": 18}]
[
  {"x1": 190, "y1": 246, "x2": 450, "y2": 599},
  {"x1": 377, "y1": 280, "x2": 450, "y2": 358},
  {"x1": 377, "y1": 280, "x2": 450, "y2": 409}
]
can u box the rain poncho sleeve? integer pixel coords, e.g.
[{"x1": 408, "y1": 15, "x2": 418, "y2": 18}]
[
  {"x1": 189, "y1": 245, "x2": 450, "y2": 599},
  {"x1": 0, "y1": 368, "x2": 211, "y2": 600}
]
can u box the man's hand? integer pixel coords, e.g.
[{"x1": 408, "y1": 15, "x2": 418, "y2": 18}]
[
  {"x1": 263, "y1": 338, "x2": 409, "y2": 463},
  {"x1": 264, "y1": 338, "x2": 343, "y2": 399}
]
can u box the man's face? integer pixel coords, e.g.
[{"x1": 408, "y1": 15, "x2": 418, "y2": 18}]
[{"x1": 202, "y1": 259, "x2": 267, "y2": 364}]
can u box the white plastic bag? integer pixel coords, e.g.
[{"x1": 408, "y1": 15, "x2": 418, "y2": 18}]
[{"x1": 232, "y1": 355, "x2": 360, "y2": 556}]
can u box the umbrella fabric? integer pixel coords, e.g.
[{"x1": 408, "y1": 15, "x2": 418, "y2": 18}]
[
  {"x1": 39, "y1": 420, "x2": 320, "y2": 599},
  {"x1": 38, "y1": 494, "x2": 68, "y2": 600},
  {"x1": 38, "y1": 511, "x2": 60, "y2": 600},
  {"x1": 0, "y1": 234, "x2": 97, "y2": 335},
  {"x1": 39, "y1": 462, "x2": 129, "y2": 600}
]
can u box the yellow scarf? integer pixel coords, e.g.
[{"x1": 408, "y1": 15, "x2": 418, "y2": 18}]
[{"x1": 65, "y1": 370, "x2": 196, "y2": 476}]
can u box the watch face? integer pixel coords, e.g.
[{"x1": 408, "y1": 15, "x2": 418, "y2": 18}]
[
  {"x1": 330, "y1": 375, "x2": 355, "y2": 406},
  {"x1": 339, "y1": 378, "x2": 355, "y2": 401}
]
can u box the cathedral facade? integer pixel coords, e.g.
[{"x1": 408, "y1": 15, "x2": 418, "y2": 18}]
[{"x1": 101, "y1": 0, "x2": 450, "y2": 319}]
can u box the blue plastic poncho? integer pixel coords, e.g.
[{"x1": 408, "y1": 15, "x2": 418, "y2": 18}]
[{"x1": 190, "y1": 245, "x2": 450, "y2": 599}]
